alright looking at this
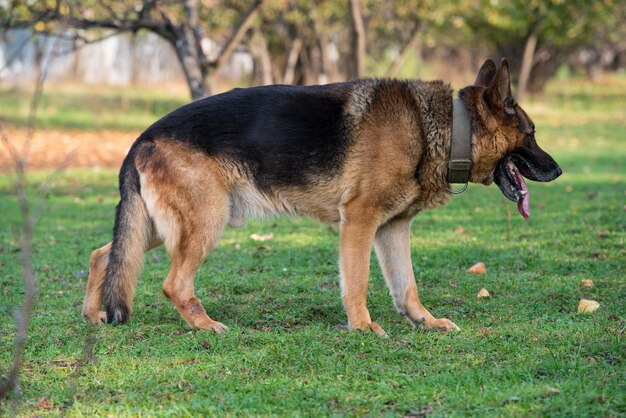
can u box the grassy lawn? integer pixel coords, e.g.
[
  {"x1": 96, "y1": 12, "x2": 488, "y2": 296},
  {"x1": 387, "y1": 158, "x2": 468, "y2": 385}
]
[
  {"x1": 0, "y1": 84, "x2": 188, "y2": 131},
  {"x1": 0, "y1": 77, "x2": 625, "y2": 416}
]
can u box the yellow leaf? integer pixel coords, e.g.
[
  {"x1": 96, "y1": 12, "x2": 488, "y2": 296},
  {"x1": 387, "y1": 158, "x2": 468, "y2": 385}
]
[
  {"x1": 467, "y1": 262, "x2": 486, "y2": 275},
  {"x1": 577, "y1": 299, "x2": 600, "y2": 314},
  {"x1": 477, "y1": 288, "x2": 490, "y2": 298},
  {"x1": 581, "y1": 279, "x2": 593, "y2": 287}
]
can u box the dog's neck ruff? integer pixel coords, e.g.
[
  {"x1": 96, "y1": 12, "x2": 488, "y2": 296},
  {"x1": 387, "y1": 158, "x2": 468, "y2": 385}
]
[{"x1": 448, "y1": 99, "x2": 472, "y2": 192}]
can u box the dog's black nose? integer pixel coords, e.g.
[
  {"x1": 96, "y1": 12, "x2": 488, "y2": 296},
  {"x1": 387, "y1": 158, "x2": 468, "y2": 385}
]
[{"x1": 554, "y1": 166, "x2": 562, "y2": 178}]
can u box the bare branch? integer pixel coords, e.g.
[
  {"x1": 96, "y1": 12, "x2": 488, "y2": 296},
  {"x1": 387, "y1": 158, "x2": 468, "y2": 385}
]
[
  {"x1": 386, "y1": 24, "x2": 421, "y2": 78},
  {"x1": 182, "y1": 0, "x2": 210, "y2": 76},
  {"x1": 10, "y1": 14, "x2": 175, "y2": 42},
  {"x1": 0, "y1": 15, "x2": 64, "y2": 402},
  {"x1": 210, "y1": 0, "x2": 266, "y2": 72}
]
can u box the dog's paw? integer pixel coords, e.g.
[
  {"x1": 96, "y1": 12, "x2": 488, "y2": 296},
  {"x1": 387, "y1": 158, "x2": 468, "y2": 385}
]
[
  {"x1": 350, "y1": 321, "x2": 388, "y2": 337},
  {"x1": 423, "y1": 317, "x2": 460, "y2": 332},
  {"x1": 83, "y1": 310, "x2": 107, "y2": 325},
  {"x1": 197, "y1": 319, "x2": 229, "y2": 333}
]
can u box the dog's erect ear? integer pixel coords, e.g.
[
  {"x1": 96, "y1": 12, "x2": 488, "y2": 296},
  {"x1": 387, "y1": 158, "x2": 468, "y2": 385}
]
[
  {"x1": 486, "y1": 58, "x2": 515, "y2": 115},
  {"x1": 474, "y1": 59, "x2": 497, "y2": 87}
]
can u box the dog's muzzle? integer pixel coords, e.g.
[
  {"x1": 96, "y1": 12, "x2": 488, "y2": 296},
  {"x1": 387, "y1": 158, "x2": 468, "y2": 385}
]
[{"x1": 494, "y1": 146, "x2": 562, "y2": 219}]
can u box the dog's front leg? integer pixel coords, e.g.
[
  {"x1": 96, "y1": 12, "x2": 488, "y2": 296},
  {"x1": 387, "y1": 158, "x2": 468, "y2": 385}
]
[
  {"x1": 374, "y1": 218, "x2": 459, "y2": 332},
  {"x1": 339, "y1": 213, "x2": 386, "y2": 336}
]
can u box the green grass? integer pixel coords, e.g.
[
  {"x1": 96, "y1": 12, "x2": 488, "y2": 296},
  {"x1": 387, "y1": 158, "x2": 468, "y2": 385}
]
[
  {"x1": 1, "y1": 78, "x2": 625, "y2": 416},
  {"x1": 0, "y1": 84, "x2": 188, "y2": 131}
]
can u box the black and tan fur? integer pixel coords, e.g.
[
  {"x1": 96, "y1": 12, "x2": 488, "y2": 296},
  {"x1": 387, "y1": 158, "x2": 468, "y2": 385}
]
[{"x1": 82, "y1": 59, "x2": 561, "y2": 335}]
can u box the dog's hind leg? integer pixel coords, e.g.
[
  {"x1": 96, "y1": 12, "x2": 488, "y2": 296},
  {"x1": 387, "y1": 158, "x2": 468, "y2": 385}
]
[
  {"x1": 374, "y1": 218, "x2": 459, "y2": 332},
  {"x1": 160, "y1": 198, "x2": 230, "y2": 332},
  {"x1": 142, "y1": 168, "x2": 231, "y2": 332},
  {"x1": 83, "y1": 236, "x2": 162, "y2": 325},
  {"x1": 82, "y1": 242, "x2": 112, "y2": 324}
]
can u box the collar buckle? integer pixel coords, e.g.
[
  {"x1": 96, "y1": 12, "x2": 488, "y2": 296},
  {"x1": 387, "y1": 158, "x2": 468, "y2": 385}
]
[{"x1": 449, "y1": 158, "x2": 471, "y2": 172}]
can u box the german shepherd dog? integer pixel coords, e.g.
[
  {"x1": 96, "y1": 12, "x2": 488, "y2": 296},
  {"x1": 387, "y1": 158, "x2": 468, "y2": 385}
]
[{"x1": 82, "y1": 59, "x2": 561, "y2": 335}]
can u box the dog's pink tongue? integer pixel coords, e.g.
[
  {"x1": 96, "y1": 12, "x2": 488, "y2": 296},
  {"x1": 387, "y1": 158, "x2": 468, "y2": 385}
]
[{"x1": 514, "y1": 170, "x2": 530, "y2": 219}]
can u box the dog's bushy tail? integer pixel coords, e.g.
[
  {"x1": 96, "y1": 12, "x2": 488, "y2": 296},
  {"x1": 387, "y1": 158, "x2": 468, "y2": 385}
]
[{"x1": 103, "y1": 146, "x2": 152, "y2": 324}]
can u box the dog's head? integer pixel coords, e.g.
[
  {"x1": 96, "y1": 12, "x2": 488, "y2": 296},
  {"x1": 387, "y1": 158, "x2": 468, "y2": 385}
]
[{"x1": 460, "y1": 58, "x2": 562, "y2": 219}]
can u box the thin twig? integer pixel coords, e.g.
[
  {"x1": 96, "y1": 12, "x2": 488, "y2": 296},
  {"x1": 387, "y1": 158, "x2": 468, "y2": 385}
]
[{"x1": 0, "y1": 17, "x2": 62, "y2": 403}]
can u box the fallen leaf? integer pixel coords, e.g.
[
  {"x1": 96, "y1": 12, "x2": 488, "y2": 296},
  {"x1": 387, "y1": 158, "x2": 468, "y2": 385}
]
[
  {"x1": 477, "y1": 288, "x2": 490, "y2": 298},
  {"x1": 467, "y1": 262, "x2": 486, "y2": 275},
  {"x1": 36, "y1": 397, "x2": 51, "y2": 409},
  {"x1": 256, "y1": 245, "x2": 271, "y2": 251},
  {"x1": 201, "y1": 340, "x2": 211, "y2": 350},
  {"x1": 581, "y1": 279, "x2": 593, "y2": 287},
  {"x1": 454, "y1": 225, "x2": 465, "y2": 234},
  {"x1": 448, "y1": 280, "x2": 458, "y2": 288},
  {"x1": 250, "y1": 232, "x2": 273, "y2": 242},
  {"x1": 578, "y1": 299, "x2": 600, "y2": 314}
]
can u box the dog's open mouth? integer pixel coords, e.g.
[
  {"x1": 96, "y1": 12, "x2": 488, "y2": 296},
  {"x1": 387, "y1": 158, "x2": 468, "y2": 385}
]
[{"x1": 494, "y1": 155, "x2": 530, "y2": 219}]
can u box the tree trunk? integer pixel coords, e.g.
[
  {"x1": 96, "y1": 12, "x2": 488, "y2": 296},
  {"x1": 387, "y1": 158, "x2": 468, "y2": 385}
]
[
  {"x1": 386, "y1": 25, "x2": 420, "y2": 78},
  {"x1": 283, "y1": 38, "x2": 303, "y2": 84},
  {"x1": 171, "y1": 33, "x2": 210, "y2": 100},
  {"x1": 348, "y1": 0, "x2": 366, "y2": 79},
  {"x1": 527, "y1": 54, "x2": 562, "y2": 94},
  {"x1": 250, "y1": 32, "x2": 273, "y2": 86},
  {"x1": 517, "y1": 19, "x2": 540, "y2": 102},
  {"x1": 319, "y1": 33, "x2": 338, "y2": 83},
  {"x1": 307, "y1": 43, "x2": 323, "y2": 84}
]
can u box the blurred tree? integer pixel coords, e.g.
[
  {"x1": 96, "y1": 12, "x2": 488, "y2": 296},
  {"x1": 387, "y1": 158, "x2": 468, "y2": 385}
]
[
  {"x1": 3, "y1": 0, "x2": 267, "y2": 99},
  {"x1": 348, "y1": 0, "x2": 366, "y2": 79},
  {"x1": 459, "y1": 0, "x2": 621, "y2": 99},
  {"x1": 2, "y1": 0, "x2": 622, "y2": 96},
  {"x1": 255, "y1": 0, "x2": 349, "y2": 85}
]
